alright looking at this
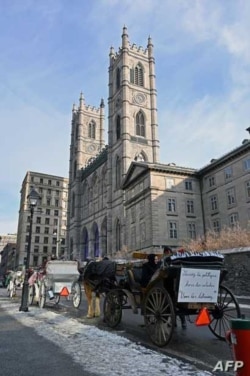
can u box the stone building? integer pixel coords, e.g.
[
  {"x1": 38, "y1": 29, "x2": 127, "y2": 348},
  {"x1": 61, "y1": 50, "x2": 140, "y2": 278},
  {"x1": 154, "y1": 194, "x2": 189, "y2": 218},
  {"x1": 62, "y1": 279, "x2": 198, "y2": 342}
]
[
  {"x1": 16, "y1": 171, "x2": 68, "y2": 267},
  {"x1": 67, "y1": 27, "x2": 250, "y2": 261}
]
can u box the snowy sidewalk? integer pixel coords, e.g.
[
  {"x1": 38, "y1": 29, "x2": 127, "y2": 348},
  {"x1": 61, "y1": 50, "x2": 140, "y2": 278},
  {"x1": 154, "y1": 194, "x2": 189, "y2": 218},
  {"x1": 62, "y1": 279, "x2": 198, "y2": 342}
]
[{"x1": 0, "y1": 297, "x2": 213, "y2": 376}]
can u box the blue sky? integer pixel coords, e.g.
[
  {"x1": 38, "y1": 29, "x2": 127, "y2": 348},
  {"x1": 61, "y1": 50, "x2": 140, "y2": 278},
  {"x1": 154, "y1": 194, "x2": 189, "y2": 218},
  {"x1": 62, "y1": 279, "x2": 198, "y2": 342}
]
[{"x1": 1, "y1": 0, "x2": 250, "y2": 234}]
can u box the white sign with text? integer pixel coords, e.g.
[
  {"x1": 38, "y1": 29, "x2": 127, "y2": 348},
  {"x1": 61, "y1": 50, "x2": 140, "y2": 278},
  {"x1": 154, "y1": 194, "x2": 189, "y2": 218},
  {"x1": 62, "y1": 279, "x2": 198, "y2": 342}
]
[{"x1": 177, "y1": 268, "x2": 220, "y2": 303}]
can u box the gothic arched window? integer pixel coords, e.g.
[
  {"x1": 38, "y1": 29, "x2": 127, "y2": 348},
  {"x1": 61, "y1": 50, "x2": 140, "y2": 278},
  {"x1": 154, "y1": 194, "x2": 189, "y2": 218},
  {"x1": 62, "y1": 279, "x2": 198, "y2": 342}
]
[
  {"x1": 116, "y1": 68, "x2": 121, "y2": 89},
  {"x1": 116, "y1": 115, "x2": 121, "y2": 140},
  {"x1": 92, "y1": 223, "x2": 99, "y2": 257},
  {"x1": 115, "y1": 219, "x2": 121, "y2": 252},
  {"x1": 82, "y1": 228, "x2": 88, "y2": 261},
  {"x1": 88, "y1": 120, "x2": 96, "y2": 139},
  {"x1": 136, "y1": 111, "x2": 145, "y2": 137},
  {"x1": 115, "y1": 156, "x2": 121, "y2": 189},
  {"x1": 135, "y1": 63, "x2": 144, "y2": 86}
]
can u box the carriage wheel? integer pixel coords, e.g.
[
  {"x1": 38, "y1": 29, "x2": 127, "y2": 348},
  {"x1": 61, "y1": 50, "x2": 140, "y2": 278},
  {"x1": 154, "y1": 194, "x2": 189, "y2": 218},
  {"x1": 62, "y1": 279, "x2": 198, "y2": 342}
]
[
  {"x1": 208, "y1": 284, "x2": 241, "y2": 340},
  {"x1": 72, "y1": 281, "x2": 82, "y2": 308},
  {"x1": 28, "y1": 285, "x2": 35, "y2": 305},
  {"x1": 103, "y1": 290, "x2": 123, "y2": 328},
  {"x1": 54, "y1": 295, "x2": 60, "y2": 304},
  {"x1": 39, "y1": 281, "x2": 46, "y2": 308},
  {"x1": 144, "y1": 286, "x2": 175, "y2": 347}
]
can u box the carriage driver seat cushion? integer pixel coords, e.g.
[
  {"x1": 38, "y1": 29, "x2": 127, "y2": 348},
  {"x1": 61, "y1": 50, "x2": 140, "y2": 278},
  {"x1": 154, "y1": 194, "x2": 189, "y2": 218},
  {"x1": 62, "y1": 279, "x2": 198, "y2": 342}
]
[{"x1": 127, "y1": 268, "x2": 142, "y2": 291}]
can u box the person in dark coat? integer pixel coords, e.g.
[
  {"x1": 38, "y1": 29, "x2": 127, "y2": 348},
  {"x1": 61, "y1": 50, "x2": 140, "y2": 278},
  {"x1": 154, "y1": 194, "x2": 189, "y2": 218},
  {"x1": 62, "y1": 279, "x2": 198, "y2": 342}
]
[{"x1": 141, "y1": 254, "x2": 159, "y2": 288}]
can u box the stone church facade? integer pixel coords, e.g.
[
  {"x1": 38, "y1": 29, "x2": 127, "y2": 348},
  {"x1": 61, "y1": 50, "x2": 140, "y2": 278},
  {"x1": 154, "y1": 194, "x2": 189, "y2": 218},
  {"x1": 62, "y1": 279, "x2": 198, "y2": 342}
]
[{"x1": 67, "y1": 27, "x2": 250, "y2": 261}]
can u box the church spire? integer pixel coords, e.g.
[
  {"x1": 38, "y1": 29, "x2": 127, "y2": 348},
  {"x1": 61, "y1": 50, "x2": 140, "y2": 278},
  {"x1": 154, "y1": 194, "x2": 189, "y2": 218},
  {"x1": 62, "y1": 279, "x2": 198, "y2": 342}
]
[
  {"x1": 79, "y1": 92, "x2": 84, "y2": 109},
  {"x1": 122, "y1": 25, "x2": 129, "y2": 48}
]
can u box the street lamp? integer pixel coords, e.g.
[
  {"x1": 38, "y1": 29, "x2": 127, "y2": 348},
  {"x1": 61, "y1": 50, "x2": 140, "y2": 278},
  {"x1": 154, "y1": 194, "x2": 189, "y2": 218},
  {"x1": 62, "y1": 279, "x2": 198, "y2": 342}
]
[{"x1": 19, "y1": 188, "x2": 41, "y2": 312}]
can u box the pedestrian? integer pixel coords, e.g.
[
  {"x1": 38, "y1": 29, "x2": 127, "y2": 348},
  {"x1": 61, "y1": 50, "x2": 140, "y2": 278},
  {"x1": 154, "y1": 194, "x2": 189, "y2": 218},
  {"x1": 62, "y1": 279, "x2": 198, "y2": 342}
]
[
  {"x1": 141, "y1": 254, "x2": 159, "y2": 288},
  {"x1": 163, "y1": 246, "x2": 173, "y2": 256}
]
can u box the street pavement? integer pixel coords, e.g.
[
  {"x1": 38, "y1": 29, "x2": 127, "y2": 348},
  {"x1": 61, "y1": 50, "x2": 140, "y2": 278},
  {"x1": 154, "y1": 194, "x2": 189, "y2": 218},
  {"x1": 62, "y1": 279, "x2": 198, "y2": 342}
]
[
  {"x1": 1, "y1": 287, "x2": 249, "y2": 376},
  {"x1": 0, "y1": 294, "x2": 96, "y2": 376},
  {"x1": 0, "y1": 288, "x2": 214, "y2": 376}
]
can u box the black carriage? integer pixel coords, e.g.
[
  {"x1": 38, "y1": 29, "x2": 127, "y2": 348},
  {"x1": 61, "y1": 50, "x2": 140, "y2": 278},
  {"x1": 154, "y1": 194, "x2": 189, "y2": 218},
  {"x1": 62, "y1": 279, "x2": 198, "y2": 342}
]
[{"x1": 103, "y1": 251, "x2": 241, "y2": 347}]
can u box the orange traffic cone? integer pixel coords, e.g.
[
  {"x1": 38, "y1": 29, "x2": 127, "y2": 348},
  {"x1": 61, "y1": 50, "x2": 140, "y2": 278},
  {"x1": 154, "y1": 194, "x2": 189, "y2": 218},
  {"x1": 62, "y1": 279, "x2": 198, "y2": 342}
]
[
  {"x1": 60, "y1": 286, "x2": 69, "y2": 296},
  {"x1": 195, "y1": 307, "x2": 211, "y2": 326}
]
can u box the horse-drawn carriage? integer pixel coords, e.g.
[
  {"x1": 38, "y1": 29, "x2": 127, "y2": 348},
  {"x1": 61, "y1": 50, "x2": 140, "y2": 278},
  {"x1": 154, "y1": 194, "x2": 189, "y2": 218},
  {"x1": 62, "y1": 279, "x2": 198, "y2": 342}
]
[
  {"x1": 102, "y1": 251, "x2": 242, "y2": 347},
  {"x1": 29, "y1": 260, "x2": 82, "y2": 309}
]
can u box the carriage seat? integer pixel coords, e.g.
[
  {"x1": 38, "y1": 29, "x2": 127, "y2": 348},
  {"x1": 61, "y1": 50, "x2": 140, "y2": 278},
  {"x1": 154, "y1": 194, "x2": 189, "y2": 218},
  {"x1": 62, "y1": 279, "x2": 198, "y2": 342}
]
[{"x1": 127, "y1": 267, "x2": 142, "y2": 292}]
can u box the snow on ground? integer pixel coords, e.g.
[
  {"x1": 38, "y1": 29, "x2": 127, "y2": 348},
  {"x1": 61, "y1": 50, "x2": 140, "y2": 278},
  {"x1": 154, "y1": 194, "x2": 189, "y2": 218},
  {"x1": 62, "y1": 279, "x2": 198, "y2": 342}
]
[{"x1": 0, "y1": 300, "x2": 212, "y2": 376}]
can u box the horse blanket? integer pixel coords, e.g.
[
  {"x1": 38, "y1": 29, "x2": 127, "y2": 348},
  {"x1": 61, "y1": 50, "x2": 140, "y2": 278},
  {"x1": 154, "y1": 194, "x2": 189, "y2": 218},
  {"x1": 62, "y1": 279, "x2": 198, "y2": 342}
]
[{"x1": 81, "y1": 260, "x2": 116, "y2": 285}]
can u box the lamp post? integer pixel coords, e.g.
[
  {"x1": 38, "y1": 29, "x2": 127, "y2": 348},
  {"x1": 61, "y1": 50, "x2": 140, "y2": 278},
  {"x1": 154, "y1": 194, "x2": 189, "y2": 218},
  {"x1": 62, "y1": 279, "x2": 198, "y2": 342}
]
[{"x1": 19, "y1": 188, "x2": 41, "y2": 312}]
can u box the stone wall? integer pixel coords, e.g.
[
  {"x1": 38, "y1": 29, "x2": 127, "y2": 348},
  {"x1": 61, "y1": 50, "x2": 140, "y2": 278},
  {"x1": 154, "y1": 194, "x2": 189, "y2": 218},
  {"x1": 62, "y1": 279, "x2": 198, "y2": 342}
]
[{"x1": 220, "y1": 247, "x2": 250, "y2": 297}]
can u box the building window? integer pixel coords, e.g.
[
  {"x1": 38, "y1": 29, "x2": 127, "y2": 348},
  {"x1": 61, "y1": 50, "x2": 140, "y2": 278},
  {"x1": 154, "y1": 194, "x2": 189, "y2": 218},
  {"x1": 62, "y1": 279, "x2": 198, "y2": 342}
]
[
  {"x1": 210, "y1": 195, "x2": 218, "y2": 211},
  {"x1": 54, "y1": 209, "x2": 59, "y2": 216},
  {"x1": 56, "y1": 190, "x2": 59, "y2": 196},
  {"x1": 39, "y1": 187, "x2": 43, "y2": 194},
  {"x1": 116, "y1": 68, "x2": 121, "y2": 89},
  {"x1": 115, "y1": 156, "x2": 121, "y2": 189},
  {"x1": 46, "y1": 209, "x2": 50, "y2": 215},
  {"x1": 186, "y1": 200, "x2": 194, "y2": 214},
  {"x1": 243, "y1": 158, "x2": 250, "y2": 171},
  {"x1": 226, "y1": 187, "x2": 236, "y2": 206},
  {"x1": 47, "y1": 189, "x2": 51, "y2": 195},
  {"x1": 88, "y1": 120, "x2": 96, "y2": 139},
  {"x1": 33, "y1": 256, "x2": 38, "y2": 267},
  {"x1": 44, "y1": 227, "x2": 49, "y2": 234},
  {"x1": 169, "y1": 221, "x2": 178, "y2": 239},
  {"x1": 225, "y1": 166, "x2": 233, "y2": 180},
  {"x1": 48, "y1": 179, "x2": 52, "y2": 186},
  {"x1": 134, "y1": 63, "x2": 144, "y2": 86},
  {"x1": 167, "y1": 198, "x2": 176, "y2": 212},
  {"x1": 47, "y1": 198, "x2": 51, "y2": 206},
  {"x1": 116, "y1": 115, "x2": 121, "y2": 140},
  {"x1": 185, "y1": 180, "x2": 193, "y2": 191},
  {"x1": 45, "y1": 218, "x2": 50, "y2": 225},
  {"x1": 55, "y1": 199, "x2": 59, "y2": 207},
  {"x1": 56, "y1": 181, "x2": 60, "y2": 187},
  {"x1": 26, "y1": 225, "x2": 30, "y2": 233},
  {"x1": 36, "y1": 217, "x2": 41, "y2": 224},
  {"x1": 35, "y1": 226, "x2": 40, "y2": 234},
  {"x1": 229, "y1": 213, "x2": 238, "y2": 228},
  {"x1": 115, "y1": 219, "x2": 121, "y2": 252},
  {"x1": 54, "y1": 218, "x2": 58, "y2": 226},
  {"x1": 245, "y1": 181, "x2": 250, "y2": 199},
  {"x1": 135, "y1": 111, "x2": 145, "y2": 137},
  {"x1": 44, "y1": 237, "x2": 49, "y2": 244},
  {"x1": 187, "y1": 223, "x2": 196, "y2": 239},
  {"x1": 213, "y1": 219, "x2": 220, "y2": 233},
  {"x1": 208, "y1": 176, "x2": 216, "y2": 187},
  {"x1": 35, "y1": 236, "x2": 40, "y2": 243},
  {"x1": 40, "y1": 178, "x2": 43, "y2": 184},
  {"x1": 43, "y1": 246, "x2": 48, "y2": 253},
  {"x1": 25, "y1": 235, "x2": 29, "y2": 243},
  {"x1": 34, "y1": 246, "x2": 39, "y2": 253}
]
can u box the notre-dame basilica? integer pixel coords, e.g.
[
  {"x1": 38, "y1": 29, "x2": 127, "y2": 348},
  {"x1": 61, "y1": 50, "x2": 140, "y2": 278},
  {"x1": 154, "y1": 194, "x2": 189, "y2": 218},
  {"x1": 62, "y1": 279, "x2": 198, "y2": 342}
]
[{"x1": 67, "y1": 27, "x2": 250, "y2": 261}]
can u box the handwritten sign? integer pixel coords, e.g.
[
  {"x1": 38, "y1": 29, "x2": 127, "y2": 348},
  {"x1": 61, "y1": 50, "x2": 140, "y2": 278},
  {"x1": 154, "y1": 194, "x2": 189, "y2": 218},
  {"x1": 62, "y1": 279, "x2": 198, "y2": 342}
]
[{"x1": 177, "y1": 268, "x2": 220, "y2": 303}]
